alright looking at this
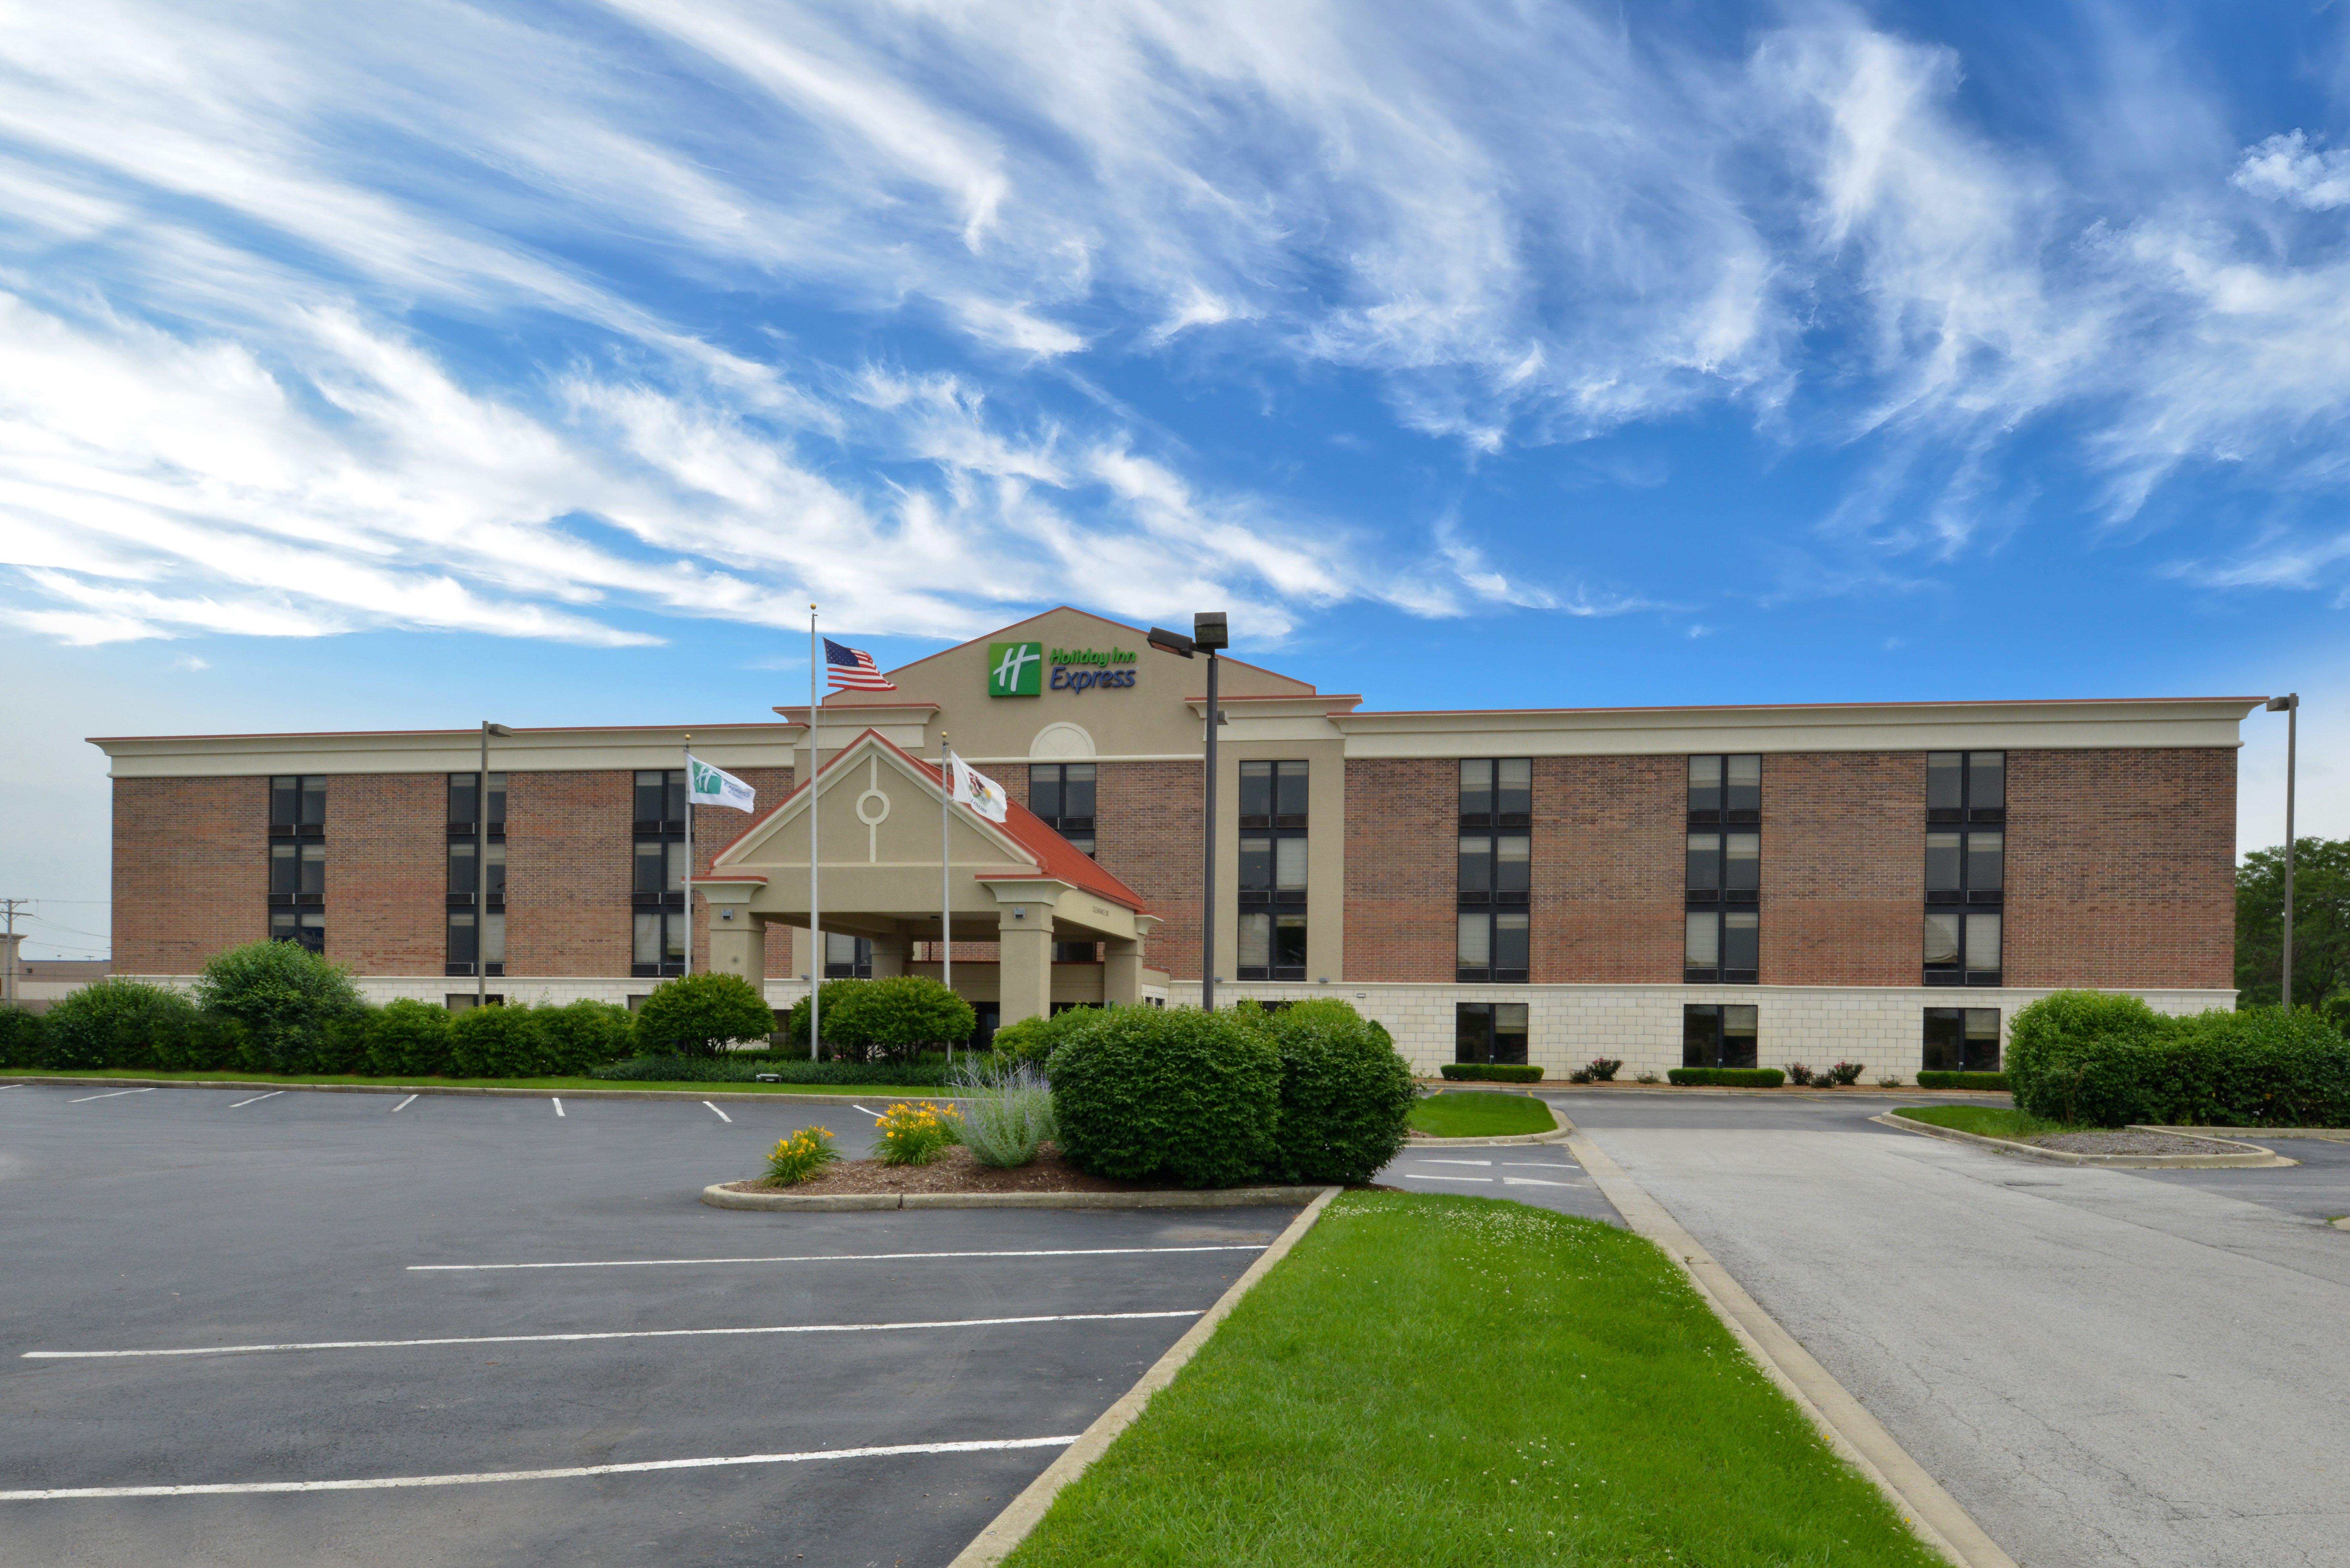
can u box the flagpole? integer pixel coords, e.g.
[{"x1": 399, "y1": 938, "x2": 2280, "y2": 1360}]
[
  {"x1": 940, "y1": 732, "x2": 952, "y2": 1065},
  {"x1": 681, "y1": 735, "x2": 693, "y2": 979},
  {"x1": 808, "y1": 606, "x2": 821, "y2": 1063}
]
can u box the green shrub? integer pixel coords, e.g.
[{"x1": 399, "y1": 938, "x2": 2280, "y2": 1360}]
[
  {"x1": 313, "y1": 1006, "x2": 377, "y2": 1075},
  {"x1": 2005, "y1": 990, "x2": 2163, "y2": 1125},
  {"x1": 590, "y1": 1055, "x2": 957, "y2": 1085},
  {"x1": 779, "y1": 979, "x2": 860, "y2": 1053},
  {"x1": 1915, "y1": 1070, "x2": 2011, "y2": 1091},
  {"x1": 2142, "y1": 1007, "x2": 2350, "y2": 1126},
  {"x1": 366, "y1": 1000, "x2": 454, "y2": 1077},
  {"x1": 193, "y1": 940, "x2": 367, "y2": 1073},
  {"x1": 764, "y1": 1126, "x2": 841, "y2": 1184},
  {"x1": 1247, "y1": 999, "x2": 1416, "y2": 1185},
  {"x1": 37, "y1": 979, "x2": 198, "y2": 1071},
  {"x1": 637, "y1": 973, "x2": 777, "y2": 1057},
  {"x1": 807, "y1": 976, "x2": 976, "y2": 1062},
  {"x1": 448, "y1": 1003, "x2": 548, "y2": 1078},
  {"x1": 150, "y1": 1012, "x2": 244, "y2": 1073},
  {"x1": 0, "y1": 1007, "x2": 44, "y2": 1067},
  {"x1": 1438, "y1": 1063, "x2": 1545, "y2": 1083},
  {"x1": 1666, "y1": 1067, "x2": 1786, "y2": 1087},
  {"x1": 537, "y1": 1000, "x2": 639, "y2": 1075},
  {"x1": 1051, "y1": 1007, "x2": 1281, "y2": 1188},
  {"x1": 988, "y1": 1005, "x2": 1108, "y2": 1066}
]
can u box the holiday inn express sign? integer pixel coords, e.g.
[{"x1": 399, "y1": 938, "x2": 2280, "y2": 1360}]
[{"x1": 988, "y1": 640, "x2": 1138, "y2": 696}]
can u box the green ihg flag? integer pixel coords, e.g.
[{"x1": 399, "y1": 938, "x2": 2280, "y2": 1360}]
[
  {"x1": 987, "y1": 640, "x2": 1043, "y2": 696},
  {"x1": 687, "y1": 756, "x2": 756, "y2": 812}
]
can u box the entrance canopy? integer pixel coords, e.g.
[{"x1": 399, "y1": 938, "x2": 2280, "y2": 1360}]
[{"x1": 701, "y1": 729, "x2": 1161, "y2": 1024}]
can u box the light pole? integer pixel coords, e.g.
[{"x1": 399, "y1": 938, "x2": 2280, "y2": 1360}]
[
  {"x1": 1147, "y1": 612, "x2": 1228, "y2": 1011},
  {"x1": 2267, "y1": 693, "x2": 2299, "y2": 1008},
  {"x1": 478, "y1": 722, "x2": 512, "y2": 1007}
]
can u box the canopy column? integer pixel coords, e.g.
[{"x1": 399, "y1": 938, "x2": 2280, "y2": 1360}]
[
  {"x1": 997, "y1": 902, "x2": 1056, "y2": 1026},
  {"x1": 701, "y1": 877, "x2": 768, "y2": 987}
]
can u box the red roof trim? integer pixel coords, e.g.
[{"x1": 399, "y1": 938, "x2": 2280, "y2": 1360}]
[{"x1": 87, "y1": 721, "x2": 793, "y2": 745}]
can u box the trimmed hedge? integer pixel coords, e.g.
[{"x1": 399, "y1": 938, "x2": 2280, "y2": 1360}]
[
  {"x1": 591, "y1": 1055, "x2": 957, "y2": 1086},
  {"x1": 35, "y1": 979, "x2": 198, "y2": 1071},
  {"x1": 449, "y1": 1003, "x2": 546, "y2": 1078},
  {"x1": 1915, "y1": 1070, "x2": 2011, "y2": 1091},
  {"x1": 637, "y1": 973, "x2": 778, "y2": 1057},
  {"x1": 1439, "y1": 1063, "x2": 1545, "y2": 1083},
  {"x1": 2007, "y1": 990, "x2": 2350, "y2": 1127},
  {"x1": 988, "y1": 1005, "x2": 1108, "y2": 1066},
  {"x1": 1240, "y1": 999, "x2": 1416, "y2": 1185},
  {"x1": 366, "y1": 999, "x2": 453, "y2": 1078},
  {"x1": 193, "y1": 940, "x2": 368, "y2": 1073},
  {"x1": 1051, "y1": 1007, "x2": 1281, "y2": 1188},
  {"x1": 0, "y1": 1006, "x2": 44, "y2": 1067},
  {"x1": 1667, "y1": 1067, "x2": 1786, "y2": 1087}
]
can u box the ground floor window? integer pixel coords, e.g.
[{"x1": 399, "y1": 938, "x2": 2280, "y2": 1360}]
[
  {"x1": 445, "y1": 993, "x2": 504, "y2": 1011},
  {"x1": 269, "y1": 910, "x2": 324, "y2": 954},
  {"x1": 632, "y1": 911, "x2": 685, "y2": 977},
  {"x1": 1923, "y1": 1007, "x2": 2001, "y2": 1072},
  {"x1": 1457, "y1": 911, "x2": 1528, "y2": 982},
  {"x1": 1455, "y1": 1002, "x2": 1529, "y2": 1065},
  {"x1": 1685, "y1": 911, "x2": 1758, "y2": 983},
  {"x1": 1239, "y1": 911, "x2": 1306, "y2": 980},
  {"x1": 446, "y1": 910, "x2": 505, "y2": 977},
  {"x1": 825, "y1": 932, "x2": 873, "y2": 979},
  {"x1": 1683, "y1": 1004, "x2": 1758, "y2": 1068},
  {"x1": 1052, "y1": 941, "x2": 1101, "y2": 963}
]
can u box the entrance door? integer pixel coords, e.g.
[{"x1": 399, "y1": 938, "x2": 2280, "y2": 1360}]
[{"x1": 970, "y1": 1003, "x2": 1000, "y2": 1051}]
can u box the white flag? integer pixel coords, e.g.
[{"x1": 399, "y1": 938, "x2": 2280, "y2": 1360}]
[
  {"x1": 950, "y1": 755, "x2": 1009, "y2": 823},
  {"x1": 687, "y1": 755, "x2": 756, "y2": 812}
]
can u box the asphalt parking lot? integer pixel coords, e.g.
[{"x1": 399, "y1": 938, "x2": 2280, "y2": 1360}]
[{"x1": 0, "y1": 1083, "x2": 1295, "y2": 1568}]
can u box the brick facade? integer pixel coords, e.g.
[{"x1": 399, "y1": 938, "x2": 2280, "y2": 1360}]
[
  {"x1": 1760, "y1": 752, "x2": 1926, "y2": 985},
  {"x1": 114, "y1": 777, "x2": 264, "y2": 974},
  {"x1": 331, "y1": 774, "x2": 447, "y2": 974},
  {"x1": 1341, "y1": 758, "x2": 1457, "y2": 982},
  {"x1": 1093, "y1": 760, "x2": 1203, "y2": 981},
  {"x1": 2005, "y1": 748, "x2": 2235, "y2": 988},
  {"x1": 1533, "y1": 755, "x2": 1685, "y2": 983}
]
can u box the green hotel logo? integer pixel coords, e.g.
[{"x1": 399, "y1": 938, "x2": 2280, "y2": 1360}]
[{"x1": 987, "y1": 641, "x2": 1044, "y2": 697}]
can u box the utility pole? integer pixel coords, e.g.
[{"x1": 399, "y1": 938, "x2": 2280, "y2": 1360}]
[
  {"x1": 2267, "y1": 694, "x2": 2300, "y2": 1007},
  {"x1": 1, "y1": 898, "x2": 26, "y2": 1006}
]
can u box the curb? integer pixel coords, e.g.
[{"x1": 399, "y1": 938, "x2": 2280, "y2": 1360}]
[
  {"x1": 946, "y1": 1187, "x2": 1342, "y2": 1568},
  {"x1": 701, "y1": 1183, "x2": 1330, "y2": 1212},
  {"x1": 1404, "y1": 1123, "x2": 1575, "y2": 1149},
  {"x1": 1534, "y1": 1085, "x2": 2013, "y2": 1100},
  {"x1": 2142, "y1": 1125, "x2": 2350, "y2": 1143},
  {"x1": 1566, "y1": 1133, "x2": 2014, "y2": 1568},
  {"x1": 0, "y1": 1076, "x2": 966, "y2": 1107},
  {"x1": 1872, "y1": 1113, "x2": 2293, "y2": 1169}
]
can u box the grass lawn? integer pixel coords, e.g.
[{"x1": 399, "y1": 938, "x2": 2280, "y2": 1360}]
[
  {"x1": 1407, "y1": 1090, "x2": 1557, "y2": 1138},
  {"x1": 1005, "y1": 1192, "x2": 1941, "y2": 1568},
  {"x1": 0, "y1": 1066, "x2": 957, "y2": 1097},
  {"x1": 1894, "y1": 1105, "x2": 2076, "y2": 1139}
]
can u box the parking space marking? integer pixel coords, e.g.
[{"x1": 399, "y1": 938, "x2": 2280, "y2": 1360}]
[
  {"x1": 853, "y1": 1103, "x2": 886, "y2": 1118},
  {"x1": 26, "y1": 1308, "x2": 1207, "y2": 1361},
  {"x1": 1397, "y1": 1172, "x2": 1492, "y2": 1183},
  {"x1": 0, "y1": 1083, "x2": 22, "y2": 1091},
  {"x1": 390, "y1": 1095, "x2": 417, "y2": 1112},
  {"x1": 409, "y1": 1244, "x2": 1268, "y2": 1272},
  {"x1": 228, "y1": 1091, "x2": 284, "y2": 1110},
  {"x1": 66, "y1": 1089, "x2": 154, "y2": 1104},
  {"x1": 1502, "y1": 1161, "x2": 1575, "y2": 1168},
  {"x1": 0, "y1": 1434, "x2": 1082, "y2": 1501},
  {"x1": 1502, "y1": 1176, "x2": 1584, "y2": 1188},
  {"x1": 552, "y1": 1098, "x2": 564, "y2": 1117},
  {"x1": 703, "y1": 1101, "x2": 731, "y2": 1122},
  {"x1": 1418, "y1": 1158, "x2": 1492, "y2": 1166}
]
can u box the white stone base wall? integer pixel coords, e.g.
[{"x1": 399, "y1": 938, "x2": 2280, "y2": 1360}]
[{"x1": 1163, "y1": 981, "x2": 2239, "y2": 1083}]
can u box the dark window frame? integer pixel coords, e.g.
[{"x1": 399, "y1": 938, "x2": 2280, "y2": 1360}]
[
  {"x1": 1456, "y1": 909, "x2": 1529, "y2": 984},
  {"x1": 1923, "y1": 1006, "x2": 2002, "y2": 1072},
  {"x1": 824, "y1": 932, "x2": 874, "y2": 979},
  {"x1": 1028, "y1": 763, "x2": 1097, "y2": 856},
  {"x1": 631, "y1": 907, "x2": 687, "y2": 978},
  {"x1": 1238, "y1": 760, "x2": 1309, "y2": 914},
  {"x1": 633, "y1": 770, "x2": 688, "y2": 919},
  {"x1": 1685, "y1": 828, "x2": 1760, "y2": 908},
  {"x1": 1236, "y1": 909, "x2": 1307, "y2": 981},
  {"x1": 1925, "y1": 826, "x2": 2003, "y2": 907},
  {"x1": 1683, "y1": 1003, "x2": 1759, "y2": 1069},
  {"x1": 1923, "y1": 908, "x2": 2002, "y2": 988},
  {"x1": 268, "y1": 775, "x2": 327, "y2": 838},
  {"x1": 1927, "y1": 751, "x2": 2006, "y2": 824},
  {"x1": 445, "y1": 908, "x2": 506, "y2": 977},
  {"x1": 1688, "y1": 754, "x2": 1761, "y2": 827},
  {"x1": 1685, "y1": 908, "x2": 1759, "y2": 984},
  {"x1": 1458, "y1": 757, "x2": 1532, "y2": 912},
  {"x1": 1455, "y1": 1001, "x2": 1530, "y2": 1065},
  {"x1": 268, "y1": 841, "x2": 326, "y2": 907},
  {"x1": 269, "y1": 908, "x2": 325, "y2": 954}
]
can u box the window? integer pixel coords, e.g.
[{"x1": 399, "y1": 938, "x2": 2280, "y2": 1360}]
[
  {"x1": 1683, "y1": 1004, "x2": 1758, "y2": 1069},
  {"x1": 825, "y1": 932, "x2": 873, "y2": 979},
  {"x1": 1238, "y1": 911, "x2": 1307, "y2": 981},
  {"x1": 446, "y1": 909, "x2": 506, "y2": 977},
  {"x1": 1924, "y1": 753, "x2": 2004, "y2": 984},
  {"x1": 269, "y1": 842, "x2": 326, "y2": 905},
  {"x1": 1028, "y1": 764, "x2": 1096, "y2": 855},
  {"x1": 269, "y1": 775, "x2": 326, "y2": 836},
  {"x1": 1685, "y1": 909, "x2": 1758, "y2": 984},
  {"x1": 448, "y1": 840, "x2": 506, "y2": 901},
  {"x1": 632, "y1": 910, "x2": 686, "y2": 977},
  {"x1": 1924, "y1": 911, "x2": 2000, "y2": 986},
  {"x1": 1238, "y1": 760, "x2": 1308, "y2": 979},
  {"x1": 1923, "y1": 1007, "x2": 2001, "y2": 1073},
  {"x1": 269, "y1": 909, "x2": 325, "y2": 954},
  {"x1": 447, "y1": 771, "x2": 506, "y2": 834},
  {"x1": 1455, "y1": 1002, "x2": 1530, "y2": 1065},
  {"x1": 1458, "y1": 759, "x2": 1531, "y2": 829},
  {"x1": 1052, "y1": 941, "x2": 1100, "y2": 963},
  {"x1": 445, "y1": 994, "x2": 504, "y2": 1011},
  {"x1": 1927, "y1": 751, "x2": 2004, "y2": 822},
  {"x1": 1685, "y1": 831, "x2": 1758, "y2": 906},
  {"x1": 1689, "y1": 755, "x2": 1760, "y2": 825},
  {"x1": 633, "y1": 770, "x2": 686, "y2": 974},
  {"x1": 1457, "y1": 911, "x2": 1529, "y2": 983}
]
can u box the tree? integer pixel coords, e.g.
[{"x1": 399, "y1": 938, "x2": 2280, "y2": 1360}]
[
  {"x1": 2236, "y1": 838, "x2": 2350, "y2": 1010},
  {"x1": 635, "y1": 973, "x2": 778, "y2": 1056},
  {"x1": 192, "y1": 940, "x2": 367, "y2": 1073}
]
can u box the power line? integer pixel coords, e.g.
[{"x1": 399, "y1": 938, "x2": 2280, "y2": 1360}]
[{"x1": 25, "y1": 912, "x2": 111, "y2": 941}]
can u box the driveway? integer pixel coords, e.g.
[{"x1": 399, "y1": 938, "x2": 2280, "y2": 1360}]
[
  {"x1": 1552, "y1": 1090, "x2": 2350, "y2": 1568},
  {"x1": 0, "y1": 1082, "x2": 1295, "y2": 1567}
]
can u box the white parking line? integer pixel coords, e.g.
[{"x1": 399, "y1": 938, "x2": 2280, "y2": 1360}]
[
  {"x1": 703, "y1": 1101, "x2": 730, "y2": 1123},
  {"x1": 0, "y1": 1083, "x2": 23, "y2": 1091},
  {"x1": 852, "y1": 1103, "x2": 885, "y2": 1118},
  {"x1": 228, "y1": 1091, "x2": 283, "y2": 1110},
  {"x1": 1501, "y1": 1176, "x2": 1583, "y2": 1188},
  {"x1": 67, "y1": 1089, "x2": 154, "y2": 1104},
  {"x1": 552, "y1": 1099, "x2": 564, "y2": 1117},
  {"x1": 25, "y1": 1308, "x2": 1206, "y2": 1361},
  {"x1": 1416, "y1": 1158, "x2": 1492, "y2": 1166},
  {"x1": 0, "y1": 1434, "x2": 1081, "y2": 1501},
  {"x1": 1502, "y1": 1161, "x2": 1575, "y2": 1168},
  {"x1": 409, "y1": 1244, "x2": 1268, "y2": 1272},
  {"x1": 390, "y1": 1095, "x2": 417, "y2": 1112},
  {"x1": 1398, "y1": 1173, "x2": 1492, "y2": 1183}
]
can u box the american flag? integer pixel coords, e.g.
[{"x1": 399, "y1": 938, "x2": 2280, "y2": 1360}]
[{"x1": 823, "y1": 637, "x2": 897, "y2": 692}]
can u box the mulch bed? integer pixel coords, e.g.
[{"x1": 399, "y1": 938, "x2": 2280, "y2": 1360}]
[
  {"x1": 2023, "y1": 1129, "x2": 2253, "y2": 1157},
  {"x1": 723, "y1": 1144, "x2": 1174, "y2": 1196}
]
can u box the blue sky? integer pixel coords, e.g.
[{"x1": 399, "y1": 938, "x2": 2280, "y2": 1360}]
[{"x1": 3, "y1": 0, "x2": 2345, "y2": 958}]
